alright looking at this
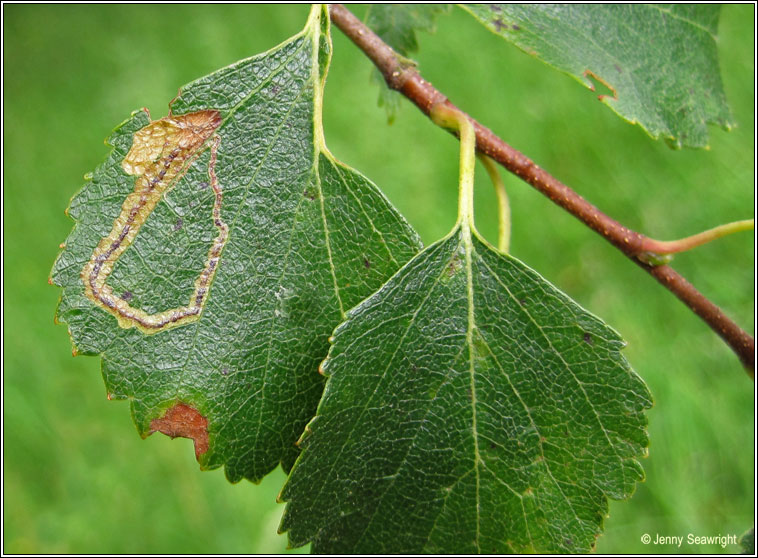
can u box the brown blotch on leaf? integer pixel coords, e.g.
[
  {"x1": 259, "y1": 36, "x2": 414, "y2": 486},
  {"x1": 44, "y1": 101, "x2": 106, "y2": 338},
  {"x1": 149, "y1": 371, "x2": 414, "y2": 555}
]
[
  {"x1": 583, "y1": 332, "x2": 593, "y2": 345},
  {"x1": 149, "y1": 402, "x2": 209, "y2": 460}
]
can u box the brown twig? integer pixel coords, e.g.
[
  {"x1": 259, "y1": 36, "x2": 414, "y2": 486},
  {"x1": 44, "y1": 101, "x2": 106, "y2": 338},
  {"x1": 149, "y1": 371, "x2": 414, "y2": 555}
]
[{"x1": 328, "y1": 4, "x2": 755, "y2": 375}]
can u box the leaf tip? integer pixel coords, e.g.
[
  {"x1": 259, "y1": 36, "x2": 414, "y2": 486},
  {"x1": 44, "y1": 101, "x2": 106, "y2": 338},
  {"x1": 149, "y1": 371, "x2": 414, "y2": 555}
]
[
  {"x1": 318, "y1": 358, "x2": 329, "y2": 376},
  {"x1": 134, "y1": 106, "x2": 151, "y2": 120},
  {"x1": 295, "y1": 429, "x2": 309, "y2": 448}
]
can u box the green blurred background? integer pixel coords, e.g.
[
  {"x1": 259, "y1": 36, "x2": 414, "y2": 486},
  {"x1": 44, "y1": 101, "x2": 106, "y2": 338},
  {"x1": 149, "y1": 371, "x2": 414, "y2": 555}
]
[{"x1": 3, "y1": 4, "x2": 753, "y2": 554}]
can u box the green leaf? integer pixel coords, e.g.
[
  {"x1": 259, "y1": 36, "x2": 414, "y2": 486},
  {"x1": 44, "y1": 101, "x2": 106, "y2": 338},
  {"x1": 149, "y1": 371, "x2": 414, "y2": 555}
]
[
  {"x1": 50, "y1": 6, "x2": 420, "y2": 483},
  {"x1": 462, "y1": 4, "x2": 734, "y2": 148},
  {"x1": 367, "y1": 4, "x2": 452, "y2": 55},
  {"x1": 280, "y1": 226, "x2": 652, "y2": 553},
  {"x1": 365, "y1": 4, "x2": 452, "y2": 124}
]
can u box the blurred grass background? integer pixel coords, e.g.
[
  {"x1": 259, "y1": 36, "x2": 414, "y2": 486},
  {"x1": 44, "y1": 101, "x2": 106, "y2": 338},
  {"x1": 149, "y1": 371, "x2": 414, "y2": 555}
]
[{"x1": 3, "y1": 4, "x2": 753, "y2": 554}]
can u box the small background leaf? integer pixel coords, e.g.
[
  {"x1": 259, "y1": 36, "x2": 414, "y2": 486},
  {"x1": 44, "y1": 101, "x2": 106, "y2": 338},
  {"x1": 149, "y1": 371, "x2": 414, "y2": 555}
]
[
  {"x1": 462, "y1": 4, "x2": 734, "y2": 148},
  {"x1": 365, "y1": 4, "x2": 452, "y2": 124},
  {"x1": 51, "y1": 8, "x2": 420, "y2": 483},
  {"x1": 281, "y1": 228, "x2": 651, "y2": 553}
]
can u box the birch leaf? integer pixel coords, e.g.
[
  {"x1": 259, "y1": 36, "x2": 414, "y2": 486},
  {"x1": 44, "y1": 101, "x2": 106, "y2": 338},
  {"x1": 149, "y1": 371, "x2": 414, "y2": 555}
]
[{"x1": 51, "y1": 5, "x2": 420, "y2": 483}]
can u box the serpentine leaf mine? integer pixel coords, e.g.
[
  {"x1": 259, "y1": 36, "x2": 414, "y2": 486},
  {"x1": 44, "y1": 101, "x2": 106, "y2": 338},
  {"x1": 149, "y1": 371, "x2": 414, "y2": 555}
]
[{"x1": 81, "y1": 110, "x2": 227, "y2": 334}]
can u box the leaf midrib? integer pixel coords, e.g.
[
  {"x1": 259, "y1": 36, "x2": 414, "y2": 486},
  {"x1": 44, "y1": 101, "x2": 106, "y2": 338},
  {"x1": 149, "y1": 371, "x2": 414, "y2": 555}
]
[{"x1": 462, "y1": 223, "x2": 482, "y2": 553}]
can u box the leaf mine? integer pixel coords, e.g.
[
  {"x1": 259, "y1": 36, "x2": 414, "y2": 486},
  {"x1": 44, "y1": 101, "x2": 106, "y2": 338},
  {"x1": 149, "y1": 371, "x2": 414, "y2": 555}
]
[
  {"x1": 81, "y1": 110, "x2": 226, "y2": 334},
  {"x1": 149, "y1": 402, "x2": 209, "y2": 460}
]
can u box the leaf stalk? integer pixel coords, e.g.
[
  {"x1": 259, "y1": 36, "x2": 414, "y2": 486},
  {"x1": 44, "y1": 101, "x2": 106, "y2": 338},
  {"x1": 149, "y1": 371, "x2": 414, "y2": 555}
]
[
  {"x1": 479, "y1": 154, "x2": 511, "y2": 253},
  {"x1": 431, "y1": 104, "x2": 477, "y2": 233},
  {"x1": 639, "y1": 219, "x2": 754, "y2": 256}
]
